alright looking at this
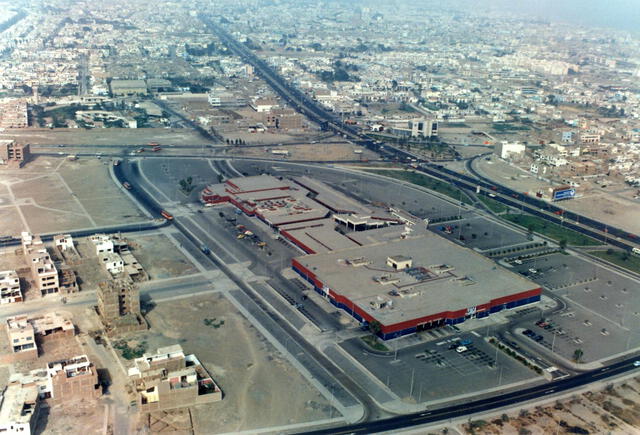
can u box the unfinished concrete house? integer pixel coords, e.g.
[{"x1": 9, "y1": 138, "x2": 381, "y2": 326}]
[
  {"x1": 4, "y1": 313, "x2": 75, "y2": 363},
  {"x1": 0, "y1": 270, "x2": 22, "y2": 304},
  {"x1": 128, "y1": 345, "x2": 222, "y2": 413},
  {"x1": 46, "y1": 355, "x2": 102, "y2": 404}
]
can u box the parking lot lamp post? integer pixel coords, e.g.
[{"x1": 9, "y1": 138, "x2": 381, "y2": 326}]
[{"x1": 409, "y1": 368, "x2": 415, "y2": 399}]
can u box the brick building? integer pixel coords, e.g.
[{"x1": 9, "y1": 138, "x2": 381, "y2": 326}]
[
  {"x1": 46, "y1": 355, "x2": 102, "y2": 404},
  {"x1": 97, "y1": 279, "x2": 146, "y2": 335},
  {"x1": 0, "y1": 140, "x2": 30, "y2": 168}
]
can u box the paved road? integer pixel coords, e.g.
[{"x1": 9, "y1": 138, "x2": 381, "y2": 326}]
[
  {"x1": 116, "y1": 158, "x2": 377, "y2": 421},
  {"x1": 303, "y1": 357, "x2": 640, "y2": 434}
]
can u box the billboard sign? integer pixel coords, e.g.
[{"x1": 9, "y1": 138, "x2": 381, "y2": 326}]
[{"x1": 552, "y1": 187, "x2": 575, "y2": 201}]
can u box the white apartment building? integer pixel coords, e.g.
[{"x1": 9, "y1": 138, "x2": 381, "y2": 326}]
[
  {"x1": 100, "y1": 253, "x2": 124, "y2": 275},
  {"x1": 89, "y1": 234, "x2": 114, "y2": 255},
  {"x1": 53, "y1": 234, "x2": 74, "y2": 252},
  {"x1": 494, "y1": 141, "x2": 526, "y2": 159}
]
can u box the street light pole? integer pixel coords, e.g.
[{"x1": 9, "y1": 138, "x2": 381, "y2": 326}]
[{"x1": 409, "y1": 368, "x2": 415, "y2": 400}]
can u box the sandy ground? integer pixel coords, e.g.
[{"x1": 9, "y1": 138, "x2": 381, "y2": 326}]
[
  {"x1": 124, "y1": 234, "x2": 198, "y2": 280},
  {"x1": 230, "y1": 141, "x2": 377, "y2": 162},
  {"x1": 38, "y1": 402, "x2": 107, "y2": 435},
  {"x1": 475, "y1": 157, "x2": 640, "y2": 235},
  {"x1": 0, "y1": 156, "x2": 146, "y2": 235},
  {"x1": 0, "y1": 128, "x2": 211, "y2": 146},
  {"x1": 116, "y1": 294, "x2": 335, "y2": 433},
  {"x1": 459, "y1": 376, "x2": 640, "y2": 434},
  {"x1": 564, "y1": 191, "x2": 640, "y2": 235}
]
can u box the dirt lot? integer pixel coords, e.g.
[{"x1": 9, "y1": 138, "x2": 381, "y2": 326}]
[
  {"x1": 474, "y1": 157, "x2": 640, "y2": 235},
  {"x1": 124, "y1": 233, "x2": 198, "y2": 279},
  {"x1": 564, "y1": 190, "x2": 640, "y2": 235},
  {"x1": 37, "y1": 402, "x2": 107, "y2": 435},
  {"x1": 460, "y1": 376, "x2": 640, "y2": 434},
  {"x1": 0, "y1": 156, "x2": 147, "y2": 234},
  {"x1": 0, "y1": 127, "x2": 211, "y2": 146},
  {"x1": 115, "y1": 294, "x2": 335, "y2": 433}
]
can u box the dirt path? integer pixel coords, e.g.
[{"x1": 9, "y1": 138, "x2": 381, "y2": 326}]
[{"x1": 233, "y1": 320, "x2": 261, "y2": 431}]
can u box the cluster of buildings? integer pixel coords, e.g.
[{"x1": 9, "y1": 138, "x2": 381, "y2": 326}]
[
  {"x1": 89, "y1": 234, "x2": 145, "y2": 280},
  {"x1": 0, "y1": 101, "x2": 28, "y2": 129},
  {"x1": 202, "y1": 175, "x2": 541, "y2": 339},
  {"x1": 0, "y1": 354, "x2": 101, "y2": 433},
  {"x1": 0, "y1": 309, "x2": 99, "y2": 433}
]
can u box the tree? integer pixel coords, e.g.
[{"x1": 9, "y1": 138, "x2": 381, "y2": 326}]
[
  {"x1": 573, "y1": 348, "x2": 584, "y2": 362},
  {"x1": 368, "y1": 320, "x2": 382, "y2": 336},
  {"x1": 559, "y1": 239, "x2": 567, "y2": 251}
]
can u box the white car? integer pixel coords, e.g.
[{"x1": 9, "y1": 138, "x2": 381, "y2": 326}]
[
  {"x1": 633, "y1": 361, "x2": 640, "y2": 367},
  {"x1": 456, "y1": 346, "x2": 468, "y2": 353}
]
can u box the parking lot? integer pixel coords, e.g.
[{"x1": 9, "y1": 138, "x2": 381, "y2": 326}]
[
  {"x1": 508, "y1": 252, "x2": 640, "y2": 362},
  {"x1": 232, "y1": 160, "x2": 465, "y2": 221},
  {"x1": 433, "y1": 214, "x2": 531, "y2": 251},
  {"x1": 341, "y1": 334, "x2": 538, "y2": 403}
]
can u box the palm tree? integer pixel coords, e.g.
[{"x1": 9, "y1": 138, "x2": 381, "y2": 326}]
[{"x1": 573, "y1": 348, "x2": 584, "y2": 362}]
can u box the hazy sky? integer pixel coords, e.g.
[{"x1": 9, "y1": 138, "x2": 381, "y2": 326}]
[{"x1": 460, "y1": 0, "x2": 640, "y2": 33}]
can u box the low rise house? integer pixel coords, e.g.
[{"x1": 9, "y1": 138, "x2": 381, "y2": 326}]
[
  {"x1": 0, "y1": 271, "x2": 22, "y2": 304},
  {"x1": 0, "y1": 382, "x2": 40, "y2": 434},
  {"x1": 58, "y1": 268, "x2": 78, "y2": 294},
  {"x1": 21, "y1": 232, "x2": 59, "y2": 296},
  {"x1": 100, "y1": 252, "x2": 125, "y2": 275},
  {"x1": 89, "y1": 234, "x2": 114, "y2": 255},
  {"x1": 6, "y1": 313, "x2": 74, "y2": 360},
  {"x1": 46, "y1": 355, "x2": 102, "y2": 404},
  {"x1": 53, "y1": 234, "x2": 74, "y2": 252},
  {"x1": 128, "y1": 345, "x2": 222, "y2": 412}
]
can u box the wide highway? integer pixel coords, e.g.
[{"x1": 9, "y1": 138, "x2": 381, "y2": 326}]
[
  {"x1": 303, "y1": 357, "x2": 640, "y2": 434},
  {"x1": 201, "y1": 13, "x2": 639, "y2": 253}
]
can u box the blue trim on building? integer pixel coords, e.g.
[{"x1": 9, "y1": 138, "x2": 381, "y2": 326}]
[{"x1": 293, "y1": 264, "x2": 540, "y2": 341}]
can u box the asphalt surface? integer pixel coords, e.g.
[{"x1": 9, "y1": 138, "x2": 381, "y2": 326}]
[
  {"x1": 301, "y1": 358, "x2": 640, "y2": 434},
  {"x1": 116, "y1": 158, "x2": 377, "y2": 420}
]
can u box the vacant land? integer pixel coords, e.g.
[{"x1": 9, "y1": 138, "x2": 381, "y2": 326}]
[
  {"x1": 503, "y1": 213, "x2": 601, "y2": 246},
  {"x1": 0, "y1": 127, "x2": 211, "y2": 146},
  {"x1": 461, "y1": 376, "x2": 640, "y2": 434},
  {"x1": 591, "y1": 250, "x2": 640, "y2": 274},
  {"x1": 124, "y1": 233, "x2": 198, "y2": 279},
  {"x1": 37, "y1": 402, "x2": 107, "y2": 435},
  {"x1": 116, "y1": 294, "x2": 335, "y2": 433},
  {"x1": 363, "y1": 169, "x2": 472, "y2": 205},
  {"x1": 0, "y1": 156, "x2": 146, "y2": 234}
]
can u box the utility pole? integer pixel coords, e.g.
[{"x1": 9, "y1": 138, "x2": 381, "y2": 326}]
[{"x1": 409, "y1": 368, "x2": 415, "y2": 399}]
